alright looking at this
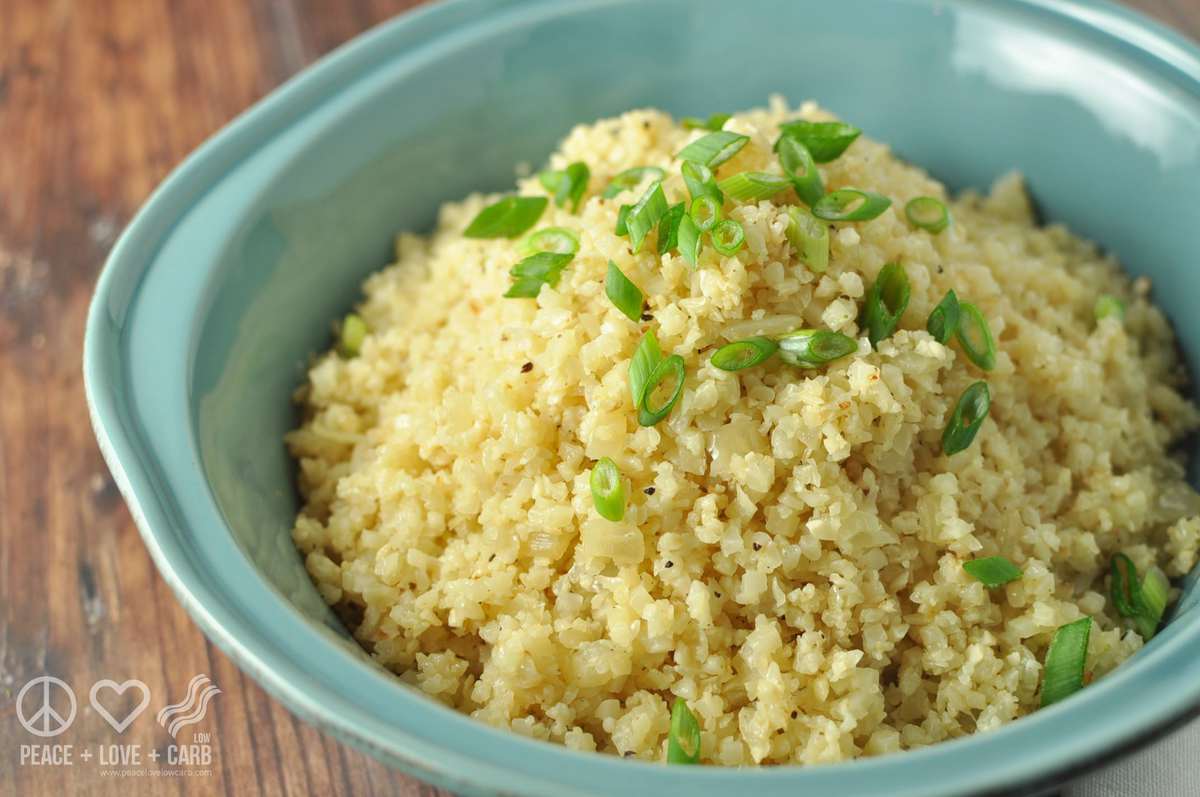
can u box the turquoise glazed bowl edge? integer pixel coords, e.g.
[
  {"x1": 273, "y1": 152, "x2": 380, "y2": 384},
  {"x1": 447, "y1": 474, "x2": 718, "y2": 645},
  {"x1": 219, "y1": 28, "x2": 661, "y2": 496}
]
[{"x1": 84, "y1": 1, "x2": 1200, "y2": 795}]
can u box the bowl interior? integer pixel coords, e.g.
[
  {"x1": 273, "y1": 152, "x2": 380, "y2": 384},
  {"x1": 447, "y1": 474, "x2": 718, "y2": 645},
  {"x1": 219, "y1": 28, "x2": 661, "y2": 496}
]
[{"x1": 97, "y1": 0, "x2": 1200, "y2": 795}]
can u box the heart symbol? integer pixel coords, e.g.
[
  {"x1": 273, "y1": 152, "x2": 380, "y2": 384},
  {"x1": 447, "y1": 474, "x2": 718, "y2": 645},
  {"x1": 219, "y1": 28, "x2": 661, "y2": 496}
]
[{"x1": 89, "y1": 679, "x2": 150, "y2": 734}]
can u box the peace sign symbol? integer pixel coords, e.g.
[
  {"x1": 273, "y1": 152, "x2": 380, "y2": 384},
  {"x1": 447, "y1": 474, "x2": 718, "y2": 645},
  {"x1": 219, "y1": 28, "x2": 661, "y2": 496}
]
[{"x1": 16, "y1": 677, "x2": 77, "y2": 738}]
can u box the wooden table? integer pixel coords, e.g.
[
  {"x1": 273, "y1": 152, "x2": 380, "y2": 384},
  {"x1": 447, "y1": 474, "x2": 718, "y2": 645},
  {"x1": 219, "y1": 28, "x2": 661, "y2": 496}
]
[{"x1": 0, "y1": 1, "x2": 1195, "y2": 794}]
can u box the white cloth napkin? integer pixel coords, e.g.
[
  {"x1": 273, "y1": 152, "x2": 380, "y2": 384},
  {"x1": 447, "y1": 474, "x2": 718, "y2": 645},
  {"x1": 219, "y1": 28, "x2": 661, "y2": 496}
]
[{"x1": 1065, "y1": 715, "x2": 1200, "y2": 796}]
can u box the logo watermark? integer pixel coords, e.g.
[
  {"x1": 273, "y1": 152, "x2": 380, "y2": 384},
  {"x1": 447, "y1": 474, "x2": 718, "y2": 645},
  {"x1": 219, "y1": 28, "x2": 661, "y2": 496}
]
[
  {"x1": 157, "y1": 674, "x2": 220, "y2": 738},
  {"x1": 12, "y1": 674, "x2": 219, "y2": 779},
  {"x1": 16, "y1": 677, "x2": 77, "y2": 738}
]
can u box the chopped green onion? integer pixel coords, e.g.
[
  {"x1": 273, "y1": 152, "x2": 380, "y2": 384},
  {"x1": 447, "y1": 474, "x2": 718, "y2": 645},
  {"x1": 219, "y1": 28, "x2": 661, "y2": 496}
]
[
  {"x1": 1111, "y1": 553, "x2": 1169, "y2": 640},
  {"x1": 1110, "y1": 553, "x2": 1139, "y2": 618},
  {"x1": 590, "y1": 457, "x2": 626, "y2": 522},
  {"x1": 682, "y1": 113, "x2": 731, "y2": 131},
  {"x1": 626, "y1": 182, "x2": 669, "y2": 253},
  {"x1": 776, "y1": 120, "x2": 861, "y2": 163},
  {"x1": 689, "y1": 195, "x2": 722, "y2": 233},
  {"x1": 718, "y1": 171, "x2": 791, "y2": 203},
  {"x1": 615, "y1": 204, "x2": 632, "y2": 236},
  {"x1": 605, "y1": 260, "x2": 644, "y2": 323},
  {"x1": 956, "y1": 302, "x2": 997, "y2": 371},
  {"x1": 963, "y1": 556, "x2": 1023, "y2": 587},
  {"x1": 1141, "y1": 567, "x2": 1170, "y2": 630},
  {"x1": 862, "y1": 263, "x2": 910, "y2": 347},
  {"x1": 777, "y1": 329, "x2": 858, "y2": 368},
  {"x1": 942, "y1": 381, "x2": 990, "y2": 455},
  {"x1": 538, "y1": 161, "x2": 590, "y2": 212},
  {"x1": 1040, "y1": 617, "x2": 1092, "y2": 707},
  {"x1": 677, "y1": 213, "x2": 702, "y2": 268},
  {"x1": 657, "y1": 202, "x2": 687, "y2": 256},
  {"x1": 639, "y1": 354, "x2": 685, "y2": 427},
  {"x1": 504, "y1": 251, "x2": 574, "y2": 298},
  {"x1": 1095, "y1": 294, "x2": 1126, "y2": 322},
  {"x1": 711, "y1": 337, "x2": 778, "y2": 371},
  {"x1": 926, "y1": 290, "x2": 960, "y2": 344},
  {"x1": 602, "y1": 166, "x2": 666, "y2": 199},
  {"x1": 776, "y1": 137, "x2": 824, "y2": 206},
  {"x1": 676, "y1": 131, "x2": 749, "y2": 168},
  {"x1": 629, "y1": 329, "x2": 663, "y2": 406},
  {"x1": 682, "y1": 161, "x2": 723, "y2": 203},
  {"x1": 338, "y1": 313, "x2": 367, "y2": 358},
  {"x1": 521, "y1": 226, "x2": 580, "y2": 257},
  {"x1": 710, "y1": 219, "x2": 745, "y2": 256},
  {"x1": 785, "y1": 207, "x2": 829, "y2": 274},
  {"x1": 812, "y1": 189, "x2": 892, "y2": 223},
  {"x1": 667, "y1": 698, "x2": 701, "y2": 764},
  {"x1": 906, "y1": 196, "x2": 951, "y2": 233},
  {"x1": 464, "y1": 196, "x2": 548, "y2": 239}
]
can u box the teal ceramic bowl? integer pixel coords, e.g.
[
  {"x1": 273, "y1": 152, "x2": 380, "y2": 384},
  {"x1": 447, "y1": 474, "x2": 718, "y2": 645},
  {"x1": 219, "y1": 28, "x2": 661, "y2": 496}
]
[{"x1": 85, "y1": 0, "x2": 1200, "y2": 794}]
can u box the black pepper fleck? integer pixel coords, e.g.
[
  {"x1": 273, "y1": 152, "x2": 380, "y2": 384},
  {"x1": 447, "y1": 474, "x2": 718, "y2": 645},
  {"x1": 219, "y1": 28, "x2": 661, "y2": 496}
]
[
  {"x1": 791, "y1": 710, "x2": 798, "y2": 719},
  {"x1": 521, "y1": 362, "x2": 533, "y2": 373},
  {"x1": 643, "y1": 486, "x2": 656, "y2": 495},
  {"x1": 714, "y1": 592, "x2": 722, "y2": 598},
  {"x1": 753, "y1": 543, "x2": 762, "y2": 551},
  {"x1": 640, "y1": 312, "x2": 654, "y2": 322},
  {"x1": 665, "y1": 561, "x2": 674, "y2": 568},
  {"x1": 488, "y1": 554, "x2": 496, "y2": 562}
]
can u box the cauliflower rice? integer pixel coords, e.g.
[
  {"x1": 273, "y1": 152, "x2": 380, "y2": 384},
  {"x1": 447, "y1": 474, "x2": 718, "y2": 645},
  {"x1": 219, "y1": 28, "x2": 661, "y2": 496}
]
[{"x1": 286, "y1": 99, "x2": 1200, "y2": 765}]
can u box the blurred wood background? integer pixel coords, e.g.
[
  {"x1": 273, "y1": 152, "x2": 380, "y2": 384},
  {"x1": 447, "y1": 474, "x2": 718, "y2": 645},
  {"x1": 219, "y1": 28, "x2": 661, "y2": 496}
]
[{"x1": 0, "y1": 1, "x2": 1195, "y2": 794}]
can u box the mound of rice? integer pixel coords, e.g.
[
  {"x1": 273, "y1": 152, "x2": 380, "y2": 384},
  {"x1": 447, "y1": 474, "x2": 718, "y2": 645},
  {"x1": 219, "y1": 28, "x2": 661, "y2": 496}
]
[{"x1": 286, "y1": 99, "x2": 1200, "y2": 765}]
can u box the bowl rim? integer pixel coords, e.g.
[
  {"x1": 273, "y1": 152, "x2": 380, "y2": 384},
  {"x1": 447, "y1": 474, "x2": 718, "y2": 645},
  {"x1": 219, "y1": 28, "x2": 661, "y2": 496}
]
[{"x1": 84, "y1": 0, "x2": 1200, "y2": 795}]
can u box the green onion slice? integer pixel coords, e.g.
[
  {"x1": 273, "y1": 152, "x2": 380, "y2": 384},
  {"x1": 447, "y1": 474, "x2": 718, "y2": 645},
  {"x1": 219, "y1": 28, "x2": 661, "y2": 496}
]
[
  {"x1": 615, "y1": 204, "x2": 632, "y2": 236},
  {"x1": 464, "y1": 196, "x2": 548, "y2": 239},
  {"x1": 590, "y1": 457, "x2": 626, "y2": 522},
  {"x1": 676, "y1": 131, "x2": 749, "y2": 168},
  {"x1": 504, "y1": 251, "x2": 574, "y2": 298},
  {"x1": 1095, "y1": 294, "x2": 1126, "y2": 322},
  {"x1": 777, "y1": 137, "x2": 824, "y2": 206},
  {"x1": 682, "y1": 160, "x2": 723, "y2": 203},
  {"x1": 538, "y1": 161, "x2": 589, "y2": 212},
  {"x1": 812, "y1": 188, "x2": 892, "y2": 222},
  {"x1": 1110, "y1": 553, "x2": 1169, "y2": 640},
  {"x1": 626, "y1": 182, "x2": 669, "y2": 253},
  {"x1": 862, "y1": 262, "x2": 911, "y2": 347},
  {"x1": 657, "y1": 202, "x2": 687, "y2": 256},
  {"x1": 521, "y1": 226, "x2": 580, "y2": 256},
  {"x1": 776, "y1": 120, "x2": 861, "y2": 163},
  {"x1": 1140, "y1": 567, "x2": 1170, "y2": 631},
  {"x1": 606, "y1": 260, "x2": 644, "y2": 323},
  {"x1": 667, "y1": 698, "x2": 701, "y2": 764},
  {"x1": 906, "y1": 196, "x2": 951, "y2": 233},
  {"x1": 677, "y1": 213, "x2": 702, "y2": 268},
  {"x1": 942, "y1": 381, "x2": 990, "y2": 455},
  {"x1": 785, "y1": 207, "x2": 829, "y2": 274},
  {"x1": 711, "y1": 337, "x2": 778, "y2": 371},
  {"x1": 956, "y1": 302, "x2": 997, "y2": 371},
  {"x1": 629, "y1": 329, "x2": 663, "y2": 406},
  {"x1": 718, "y1": 171, "x2": 791, "y2": 203},
  {"x1": 1040, "y1": 617, "x2": 1092, "y2": 707},
  {"x1": 926, "y1": 290, "x2": 960, "y2": 344},
  {"x1": 689, "y1": 195, "x2": 722, "y2": 233},
  {"x1": 602, "y1": 166, "x2": 666, "y2": 199},
  {"x1": 338, "y1": 313, "x2": 367, "y2": 358},
  {"x1": 682, "y1": 113, "x2": 731, "y2": 131},
  {"x1": 639, "y1": 355, "x2": 686, "y2": 427},
  {"x1": 710, "y1": 219, "x2": 745, "y2": 256},
  {"x1": 963, "y1": 556, "x2": 1022, "y2": 587},
  {"x1": 777, "y1": 329, "x2": 858, "y2": 368}
]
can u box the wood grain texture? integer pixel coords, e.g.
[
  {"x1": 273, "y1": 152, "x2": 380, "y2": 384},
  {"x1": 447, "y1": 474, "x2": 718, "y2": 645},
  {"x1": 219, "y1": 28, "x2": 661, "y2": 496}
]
[{"x1": 0, "y1": 2, "x2": 1195, "y2": 795}]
